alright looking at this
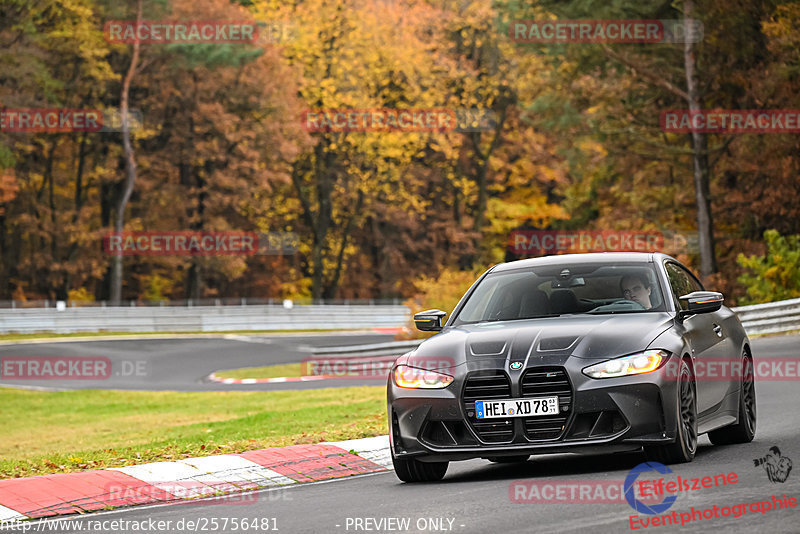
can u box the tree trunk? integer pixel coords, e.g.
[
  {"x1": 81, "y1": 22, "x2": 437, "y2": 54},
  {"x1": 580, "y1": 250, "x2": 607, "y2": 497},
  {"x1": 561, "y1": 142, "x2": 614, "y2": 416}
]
[
  {"x1": 64, "y1": 131, "x2": 89, "y2": 297},
  {"x1": 683, "y1": 0, "x2": 717, "y2": 277},
  {"x1": 324, "y1": 189, "x2": 363, "y2": 299},
  {"x1": 458, "y1": 107, "x2": 507, "y2": 269},
  {"x1": 471, "y1": 103, "x2": 506, "y2": 234},
  {"x1": 110, "y1": 0, "x2": 142, "y2": 304},
  {"x1": 311, "y1": 141, "x2": 333, "y2": 300}
]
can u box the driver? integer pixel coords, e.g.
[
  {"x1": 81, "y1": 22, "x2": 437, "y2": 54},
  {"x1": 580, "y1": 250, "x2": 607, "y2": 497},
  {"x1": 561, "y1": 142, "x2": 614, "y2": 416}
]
[{"x1": 620, "y1": 274, "x2": 653, "y2": 309}]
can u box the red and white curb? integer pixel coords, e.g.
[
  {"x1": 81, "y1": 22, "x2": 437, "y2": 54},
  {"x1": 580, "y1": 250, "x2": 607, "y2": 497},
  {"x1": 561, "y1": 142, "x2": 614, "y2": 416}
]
[
  {"x1": 207, "y1": 372, "x2": 329, "y2": 384},
  {"x1": 323, "y1": 436, "x2": 392, "y2": 470},
  {"x1": 206, "y1": 357, "x2": 399, "y2": 384},
  {"x1": 0, "y1": 436, "x2": 390, "y2": 521}
]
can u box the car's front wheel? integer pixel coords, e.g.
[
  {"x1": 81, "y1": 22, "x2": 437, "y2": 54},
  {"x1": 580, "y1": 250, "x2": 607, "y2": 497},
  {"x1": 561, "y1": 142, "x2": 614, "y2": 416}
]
[
  {"x1": 392, "y1": 455, "x2": 448, "y2": 482},
  {"x1": 645, "y1": 358, "x2": 697, "y2": 464},
  {"x1": 708, "y1": 352, "x2": 756, "y2": 445}
]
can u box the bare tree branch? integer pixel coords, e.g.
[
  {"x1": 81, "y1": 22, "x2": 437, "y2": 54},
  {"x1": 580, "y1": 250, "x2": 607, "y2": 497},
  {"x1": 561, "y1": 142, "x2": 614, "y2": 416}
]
[{"x1": 601, "y1": 44, "x2": 690, "y2": 102}]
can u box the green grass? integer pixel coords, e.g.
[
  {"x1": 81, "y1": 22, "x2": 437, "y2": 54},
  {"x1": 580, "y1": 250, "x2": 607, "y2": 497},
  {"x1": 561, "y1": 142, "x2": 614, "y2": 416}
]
[
  {"x1": 0, "y1": 329, "x2": 355, "y2": 342},
  {"x1": 0, "y1": 386, "x2": 387, "y2": 479},
  {"x1": 214, "y1": 363, "x2": 303, "y2": 379}
]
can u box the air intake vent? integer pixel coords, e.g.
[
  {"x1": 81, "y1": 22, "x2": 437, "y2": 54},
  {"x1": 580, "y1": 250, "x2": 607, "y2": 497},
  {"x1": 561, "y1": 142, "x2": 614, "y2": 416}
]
[
  {"x1": 538, "y1": 336, "x2": 578, "y2": 351},
  {"x1": 462, "y1": 370, "x2": 513, "y2": 443},
  {"x1": 469, "y1": 341, "x2": 507, "y2": 355},
  {"x1": 520, "y1": 367, "x2": 572, "y2": 440}
]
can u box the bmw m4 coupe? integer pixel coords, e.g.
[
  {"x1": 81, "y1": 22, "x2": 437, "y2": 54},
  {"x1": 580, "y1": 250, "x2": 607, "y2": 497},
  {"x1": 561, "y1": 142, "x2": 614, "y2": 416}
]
[{"x1": 388, "y1": 253, "x2": 756, "y2": 482}]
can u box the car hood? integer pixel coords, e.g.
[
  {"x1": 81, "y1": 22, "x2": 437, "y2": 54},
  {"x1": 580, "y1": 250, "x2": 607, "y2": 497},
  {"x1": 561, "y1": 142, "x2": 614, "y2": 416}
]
[{"x1": 400, "y1": 313, "x2": 674, "y2": 372}]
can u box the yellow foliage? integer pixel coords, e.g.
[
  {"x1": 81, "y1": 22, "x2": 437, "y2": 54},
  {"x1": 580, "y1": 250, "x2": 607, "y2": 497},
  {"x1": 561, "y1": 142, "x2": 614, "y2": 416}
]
[{"x1": 67, "y1": 288, "x2": 95, "y2": 302}]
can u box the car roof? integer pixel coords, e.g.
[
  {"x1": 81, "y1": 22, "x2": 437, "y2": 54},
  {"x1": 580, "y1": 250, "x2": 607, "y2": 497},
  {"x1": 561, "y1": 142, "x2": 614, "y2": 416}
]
[{"x1": 490, "y1": 252, "x2": 675, "y2": 273}]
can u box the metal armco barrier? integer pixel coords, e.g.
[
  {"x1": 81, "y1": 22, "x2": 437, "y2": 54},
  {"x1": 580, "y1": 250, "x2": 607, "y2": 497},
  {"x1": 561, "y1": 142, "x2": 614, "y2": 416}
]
[
  {"x1": 733, "y1": 297, "x2": 800, "y2": 336},
  {"x1": 0, "y1": 298, "x2": 796, "y2": 336},
  {"x1": 0, "y1": 304, "x2": 410, "y2": 334}
]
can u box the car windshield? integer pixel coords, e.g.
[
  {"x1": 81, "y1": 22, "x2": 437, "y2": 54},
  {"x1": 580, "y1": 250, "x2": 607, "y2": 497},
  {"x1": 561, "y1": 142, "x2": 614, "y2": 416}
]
[{"x1": 453, "y1": 263, "x2": 666, "y2": 325}]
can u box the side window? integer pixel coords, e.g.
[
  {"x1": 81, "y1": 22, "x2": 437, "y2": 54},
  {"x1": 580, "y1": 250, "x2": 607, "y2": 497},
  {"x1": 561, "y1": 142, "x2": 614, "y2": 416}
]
[
  {"x1": 665, "y1": 263, "x2": 703, "y2": 310},
  {"x1": 679, "y1": 264, "x2": 704, "y2": 293}
]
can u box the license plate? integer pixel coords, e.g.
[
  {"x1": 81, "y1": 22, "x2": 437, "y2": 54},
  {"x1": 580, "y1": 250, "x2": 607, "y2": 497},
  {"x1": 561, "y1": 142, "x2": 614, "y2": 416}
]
[{"x1": 475, "y1": 397, "x2": 559, "y2": 419}]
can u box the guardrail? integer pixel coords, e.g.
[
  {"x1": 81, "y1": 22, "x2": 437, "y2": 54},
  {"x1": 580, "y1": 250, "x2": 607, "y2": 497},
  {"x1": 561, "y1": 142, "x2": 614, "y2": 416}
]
[
  {"x1": 0, "y1": 304, "x2": 411, "y2": 334},
  {"x1": 732, "y1": 297, "x2": 800, "y2": 336},
  {"x1": 1, "y1": 298, "x2": 796, "y2": 336},
  {"x1": 0, "y1": 297, "x2": 403, "y2": 309}
]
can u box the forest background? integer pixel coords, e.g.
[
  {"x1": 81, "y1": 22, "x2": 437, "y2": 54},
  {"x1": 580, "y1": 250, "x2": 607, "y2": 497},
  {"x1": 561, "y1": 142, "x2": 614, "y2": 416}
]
[{"x1": 1, "y1": 0, "x2": 798, "y2": 312}]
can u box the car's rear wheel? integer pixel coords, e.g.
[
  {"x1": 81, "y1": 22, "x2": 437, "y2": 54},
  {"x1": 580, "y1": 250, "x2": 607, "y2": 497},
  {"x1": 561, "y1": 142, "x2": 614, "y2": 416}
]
[
  {"x1": 708, "y1": 352, "x2": 756, "y2": 445},
  {"x1": 392, "y1": 455, "x2": 448, "y2": 482},
  {"x1": 487, "y1": 455, "x2": 530, "y2": 464},
  {"x1": 645, "y1": 358, "x2": 697, "y2": 464}
]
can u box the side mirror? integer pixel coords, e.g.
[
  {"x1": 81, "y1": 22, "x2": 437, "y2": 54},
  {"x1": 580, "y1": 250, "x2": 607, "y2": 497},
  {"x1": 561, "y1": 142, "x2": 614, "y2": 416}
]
[
  {"x1": 414, "y1": 309, "x2": 447, "y2": 332},
  {"x1": 678, "y1": 291, "x2": 724, "y2": 318}
]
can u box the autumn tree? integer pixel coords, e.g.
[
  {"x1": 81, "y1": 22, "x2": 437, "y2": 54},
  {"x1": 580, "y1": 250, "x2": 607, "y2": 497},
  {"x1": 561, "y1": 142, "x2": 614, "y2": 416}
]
[
  {"x1": 106, "y1": 0, "x2": 309, "y2": 299},
  {"x1": 495, "y1": 0, "x2": 791, "y2": 284},
  {"x1": 0, "y1": 0, "x2": 115, "y2": 300}
]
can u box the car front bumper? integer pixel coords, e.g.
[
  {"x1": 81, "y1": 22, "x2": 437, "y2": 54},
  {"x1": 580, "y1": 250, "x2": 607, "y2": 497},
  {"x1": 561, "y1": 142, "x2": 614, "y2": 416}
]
[{"x1": 388, "y1": 353, "x2": 681, "y2": 462}]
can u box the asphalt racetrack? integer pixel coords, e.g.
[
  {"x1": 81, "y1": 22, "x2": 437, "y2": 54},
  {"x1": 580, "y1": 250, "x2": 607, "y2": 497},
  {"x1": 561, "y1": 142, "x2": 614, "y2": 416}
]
[
  {"x1": 5, "y1": 334, "x2": 800, "y2": 533},
  {"x1": 0, "y1": 332, "x2": 394, "y2": 391}
]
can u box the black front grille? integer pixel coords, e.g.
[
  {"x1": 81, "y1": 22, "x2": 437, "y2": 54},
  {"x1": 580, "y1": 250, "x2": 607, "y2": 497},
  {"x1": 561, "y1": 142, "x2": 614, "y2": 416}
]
[
  {"x1": 469, "y1": 419, "x2": 514, "y2": 442},
  {"x1": 520, "y1": 367, "x2": 572, "y2": 440},
  {"x1": 463, "y1": 371, "x2": 513, "y2": 443}
]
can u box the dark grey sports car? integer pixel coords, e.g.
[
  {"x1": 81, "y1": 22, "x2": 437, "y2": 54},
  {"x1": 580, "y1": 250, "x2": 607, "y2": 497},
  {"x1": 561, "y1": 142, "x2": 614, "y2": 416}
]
[{"x1": 388, "y1": 253, "x2": 756, "y2": 482}]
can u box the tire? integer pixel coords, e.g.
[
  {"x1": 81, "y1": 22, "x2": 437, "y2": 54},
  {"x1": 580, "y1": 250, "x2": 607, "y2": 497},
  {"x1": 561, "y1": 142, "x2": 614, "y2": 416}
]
[
  {"x1": 708, "y1": 353, "x2": 756, "y2": 445},
  {"x1": 645, "y1": 358, "x2": 697, "y2": 464},
  {"x1": 487, "y1": 455, "x2": 530, "y2": 463},
  {"x1": 392, "y1": 455, "x2": 448, "y2": 482}
]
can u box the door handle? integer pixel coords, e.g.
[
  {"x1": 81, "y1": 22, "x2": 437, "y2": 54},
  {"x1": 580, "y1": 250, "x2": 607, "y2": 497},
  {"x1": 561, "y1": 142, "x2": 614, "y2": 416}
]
[{"x1": 713, "y1": 323, "x2": 723, "y2": 337}]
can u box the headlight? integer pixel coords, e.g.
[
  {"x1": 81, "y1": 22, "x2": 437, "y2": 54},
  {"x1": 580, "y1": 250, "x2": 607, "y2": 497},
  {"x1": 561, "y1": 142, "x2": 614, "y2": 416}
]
[
  {"x1": 393, "y1": 364, "x2": 454, "y2": 389},
  {"x1": 582, "y1": 350, "x2": 668, "y2": 379}
]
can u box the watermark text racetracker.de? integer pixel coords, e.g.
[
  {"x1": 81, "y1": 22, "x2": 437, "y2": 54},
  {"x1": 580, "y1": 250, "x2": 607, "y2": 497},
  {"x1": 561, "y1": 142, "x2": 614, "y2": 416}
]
[
  {"x1": 0, "y1": 108, "x2": 143, "y2": 133},
  {"x1": 100, "y1": 481, "x2": 292, "y2": 506},
  {"x1": 509, "y1": 19, "x2": 703, "y2": 43},
  {"x1": 302, "y1": 357, "x2": 454, "y2": 380},
  {"x1": 510, "y1": 469, "x2": 737, "y2": 506},
  {"x1": 664, "y1": 357, "x2": 800, "y2": 381},
  {"x1": 660, "y1": 109, "x2": 800, "y2": 133},
  {"x1": 104, "y1": 20, "x2": 296, "y2": 45},
  {"x1": 0, "y1": 356, "x2": 147, "y2": 380},
  {"x1": 302, "y1": 108, "x2": 497, "y2": 133},
  {"x1": 511, "y1": 461, "x2": 739, "y2": 523},
  {"x1": 104, "y1": 20, "x2": 258, "y2": 44},
  {"x1": 510, "y1": 480, "x2": 660, "y2": 504},
  {"x1": 508, "y1": 229, "x2": 698, "y2": 256},
  {"x1": 103, "y1": 231, "x2": 297, "y2": 256}
]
